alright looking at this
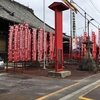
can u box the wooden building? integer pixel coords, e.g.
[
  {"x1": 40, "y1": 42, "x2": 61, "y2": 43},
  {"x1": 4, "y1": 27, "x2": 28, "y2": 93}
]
[{"x1": 0, "y1": 0, "x2": 69, "y2": 62}]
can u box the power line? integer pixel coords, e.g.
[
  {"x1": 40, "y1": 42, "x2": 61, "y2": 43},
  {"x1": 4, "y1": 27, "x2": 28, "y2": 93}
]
[
  {"x1": 78, "y1": 11, "x2": 98, "y2": 29},
  {"x1": 89, "y1": 0, "x2": 100, "y2": 14},
  {"x1": 72, "y1": 1, "x2": 100, "y2": 26},
  {"x1": 84, "y1": 0, "x2": 100, "y2": 19}
]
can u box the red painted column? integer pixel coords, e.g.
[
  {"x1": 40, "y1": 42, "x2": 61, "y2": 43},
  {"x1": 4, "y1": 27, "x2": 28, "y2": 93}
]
[{"x1": 49, "y1": 2, "x2": 69, "y2": 72}]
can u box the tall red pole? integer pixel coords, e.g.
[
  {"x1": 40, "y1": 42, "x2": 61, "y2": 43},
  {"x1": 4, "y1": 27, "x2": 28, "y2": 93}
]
[{"x1": 49, "y1": 2, "x2": 69, "y2": 72}]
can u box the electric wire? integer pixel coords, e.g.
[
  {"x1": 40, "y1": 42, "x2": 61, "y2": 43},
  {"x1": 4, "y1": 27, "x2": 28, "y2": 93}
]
[
  {"x1": 78, "y1": 11, "x2": 98, "y2": 29},
  {"x1": 89, "y1": 0, "x2": 100, "y2": 14},
  {"x1": 84, "y1": 0, "x2": 100, "y2": 19},
  {"x1": 72, "y1": 1, "x2": 100, "y2": 26},
  {"x1": 84, "y1": 0, "x2": 100, "y2": 20}
]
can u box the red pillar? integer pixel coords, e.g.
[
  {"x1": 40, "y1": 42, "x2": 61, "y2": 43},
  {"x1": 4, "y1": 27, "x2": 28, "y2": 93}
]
[{"x1": 49, "y1": 2, "x2": 69, "y2": 72}]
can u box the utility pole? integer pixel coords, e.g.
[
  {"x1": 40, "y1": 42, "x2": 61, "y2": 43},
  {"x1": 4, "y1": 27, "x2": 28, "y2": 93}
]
[
  {"x1": 70, "y1": 0, "x2": 72, "y2": 60},
  {"x1": 85, "y1": 12, "x2": 86, "y2": 32},
  {"x1": 43, "y1": 0, "x2": 46, "y2": 69}
]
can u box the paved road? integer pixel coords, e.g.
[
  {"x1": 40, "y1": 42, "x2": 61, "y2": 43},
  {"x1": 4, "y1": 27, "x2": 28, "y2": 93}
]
[
  {"x1": 79, "y1": 84, "x2": 100, "y2": 100},
  {"x1": 0, "y1": 72, "x2": 100, "y2": 100}
]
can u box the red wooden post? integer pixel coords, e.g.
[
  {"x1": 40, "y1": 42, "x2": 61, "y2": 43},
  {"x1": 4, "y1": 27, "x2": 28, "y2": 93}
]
[{"x1": 49, "y1": 2, "x2": 69, "y2": 72}]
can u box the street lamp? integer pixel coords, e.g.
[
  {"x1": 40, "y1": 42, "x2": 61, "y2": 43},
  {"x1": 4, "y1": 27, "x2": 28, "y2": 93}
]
[
  {"x1": 87, "y1": 18, "x2": 94, "y2": 73},
  {"x1": 87, "y1": 18, "x2": 94, "y2": 37}
]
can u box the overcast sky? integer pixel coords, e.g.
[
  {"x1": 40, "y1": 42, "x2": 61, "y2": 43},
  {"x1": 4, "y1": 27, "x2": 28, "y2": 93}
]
[{"x1": 15, "y1": 0, "x2": 100, "y2": 40}]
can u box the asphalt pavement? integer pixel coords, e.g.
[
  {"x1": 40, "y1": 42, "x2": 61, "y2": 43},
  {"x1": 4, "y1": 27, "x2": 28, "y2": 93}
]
[{"x1": 0, "y1": 71, "x2": 100, "y2": 100}]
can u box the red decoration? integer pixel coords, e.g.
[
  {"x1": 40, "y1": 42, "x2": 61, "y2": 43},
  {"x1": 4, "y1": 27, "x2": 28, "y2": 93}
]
[
  {"x1": 49, "y1": 32, "x2": 53, "y2": 60},
  {"x1": 81, "y1": 36, "x2": 84, "y2": 56},
  {"x1": 27, "y1": 29, "x2": 31, "y2": 60},
  {"x1": 13, "y1": 25, "x2": 19, "y2": 62},
  {"x1": 19, "y1": 24, "x2": 24, "y2": 61},
  {"x1": 24, "y1": 23, "x2": 29, "y2": 61},
  {"x1": 38, "y1": 28, "x2": 44, "y2": 61},
  {"x1": 8, "y1": 26, "x2": 14, "y2": 61},
  {"x1": 44, "y1": 32, "x2": 47, "y2": 60},
  {"x1": 92, "y1": 31, "x2": 96, "y2": 60},
  {"x1": 83, "y1": 32, "x2": 87, "y2": 56},
  {"x1": 32, "y1": 28, "x2": 37, "y2": 61}
]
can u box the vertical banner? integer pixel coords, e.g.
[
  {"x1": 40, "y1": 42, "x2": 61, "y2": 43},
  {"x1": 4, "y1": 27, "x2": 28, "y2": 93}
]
[
  {"x1": 94, "y1": 34, "x2": 96, "y2": 59},
  {"x1": 83, "y1": 32, "x2": 87, "y2": 56},
  {"x1": 49, "y1": 32, "x2": 53, "y2": 60},
  {"x1": 24, "y1": 23, "x2": 29, "y2": 61},
  {"x1": 13, "y1": 25, "x2": 19, "y2": 62},
  {"x1": 81, "y1": 36, "x2": 84, "y2": 57},
  {"x1": 52, "y1": 36, "x2": 55, "y2": 59},
  {"x1": 38, "y1": 30, "x2": 40, "y2": 61},
  {"x1": 44, "y1": 32, "x2": 47, "y2": 60},
  {"x1": 19, "y1": 24, "x2": 24, "y2": 61},
  {"x1": 27, "y1": 29, "x2": 31, "y2": 60},
  {"x1": 69, "y1": 37, "x2": 72, "y2": 58},
  {"x1": 75, "y1": 36, "x2": 78, "y2": 46},
  {"x1": 72, "y1": 12, "x2": 76, "y2": 50},
  {"x1": 75, "y1": 36, "x2": 78, "y2": 59},
  {"x1": 92, "y1": 31, "x2": 96, "y2": 59},
  {"x1": 78, "y1": 37, "x2": 81, "y2": 57},
  {"x1": 38, "y1": 28, "x2": 44, "y2": 61},
  {"x1": 8, "y1": 26, "x2": 14, "y2": 61},
  {"x1": 8, "y1": 23, "x2": 31, "y2": 62},
  {"x1": 17, "y1": 30, "x2": 20, "y2": 61},
  {"x1": 32, "y1": 28, "x2": 37, "y2": 61}
]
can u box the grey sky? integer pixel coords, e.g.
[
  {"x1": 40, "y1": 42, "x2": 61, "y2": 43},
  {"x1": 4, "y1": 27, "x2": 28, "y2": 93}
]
[{"x1": 15, "y1": 0, "x2": 100, "y2": 39}]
